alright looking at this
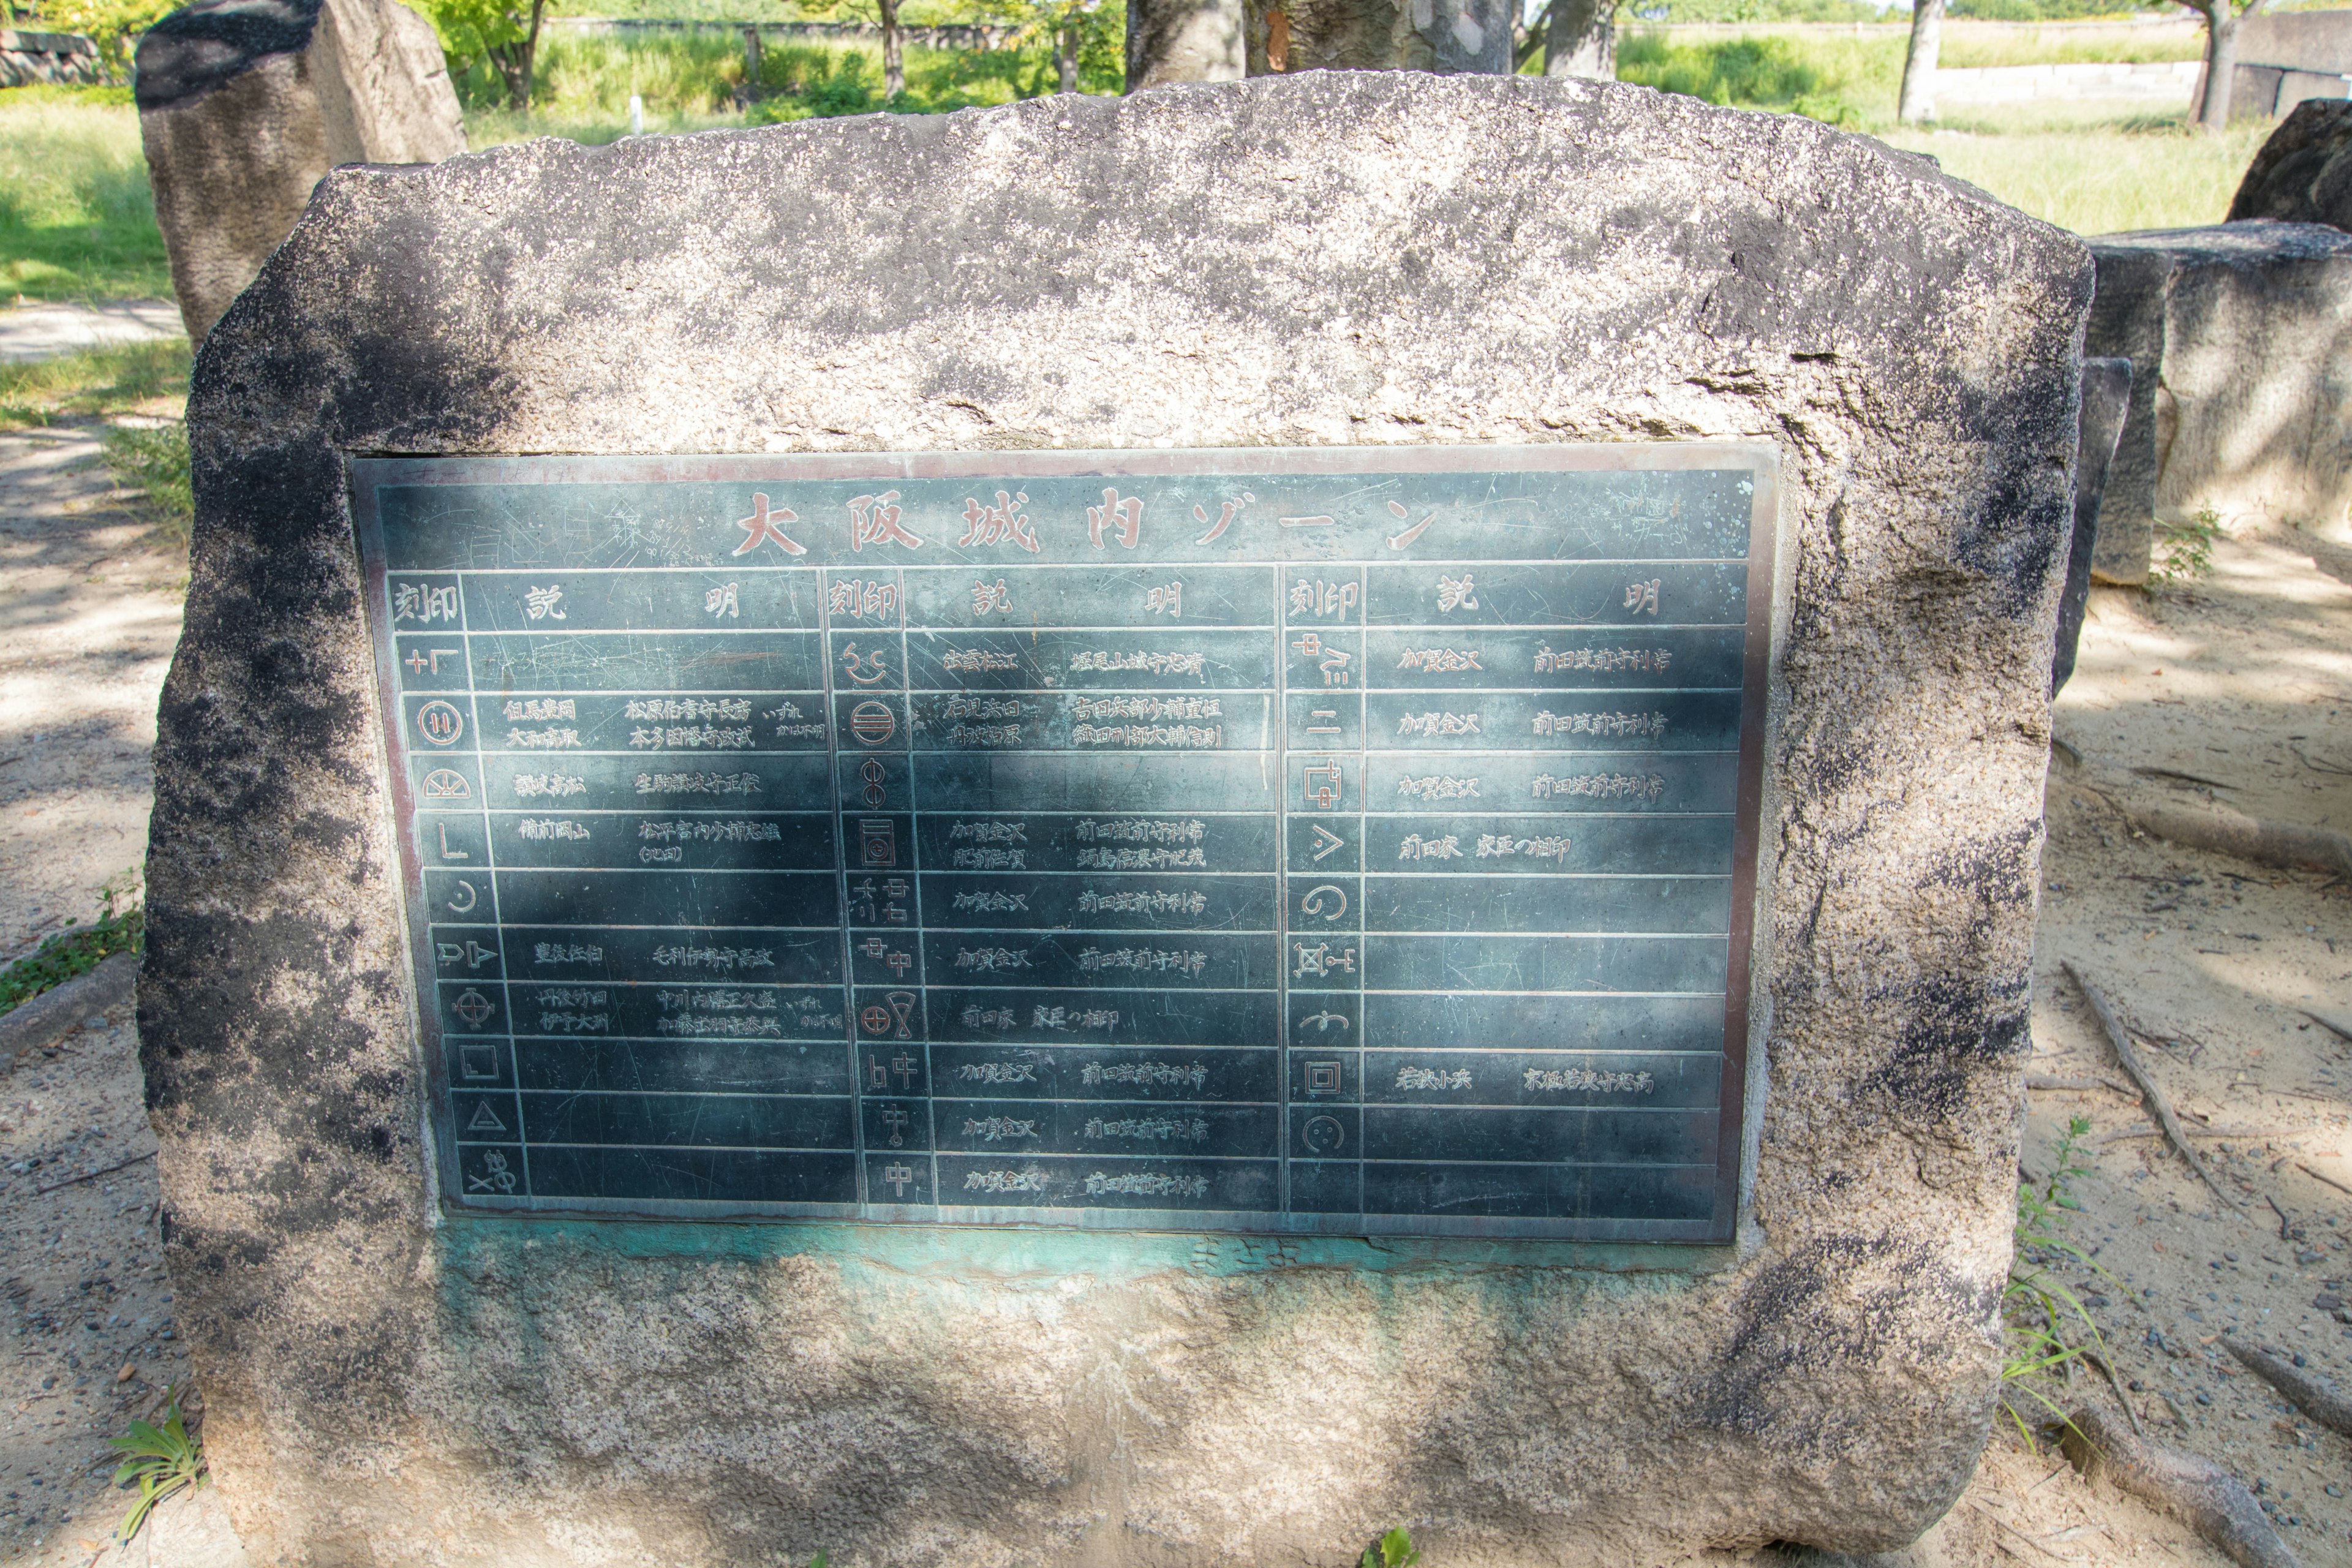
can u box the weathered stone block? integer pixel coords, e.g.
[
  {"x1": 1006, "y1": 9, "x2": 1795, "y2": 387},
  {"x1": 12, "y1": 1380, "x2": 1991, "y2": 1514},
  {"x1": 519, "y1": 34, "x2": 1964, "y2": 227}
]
[
  {"x1": 143, "y1": 74, "x2": 2088, "y2": 1566},
  {"x1": 2230, "y1": 97, "x2": 2352, "y2": 228},
  {"x1": 2086, "y1": 219, "x2": 2352, "y2": 579},
  {"x1": 135, "y1": 0, "x2": 464, "y2": 342},
  {"x1": 2052, "y1": 356, "x2": 2131, "y2": 695}
]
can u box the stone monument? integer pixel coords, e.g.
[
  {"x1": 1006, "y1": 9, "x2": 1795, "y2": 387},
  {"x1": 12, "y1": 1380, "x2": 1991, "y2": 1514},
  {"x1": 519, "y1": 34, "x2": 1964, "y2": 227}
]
[
  {"x1": 2231, "y1": 97, "x2": 2352, "y2": 228},
  {"x1": 135, "y1": 0, "x2": 467, "y2": 342},
  {"x1": 2085, "y1": 219, "x2": 2352, "y2": 580},
  {"x1": 141, "y1": 74, "x2": 2090, "y2": 1565}
]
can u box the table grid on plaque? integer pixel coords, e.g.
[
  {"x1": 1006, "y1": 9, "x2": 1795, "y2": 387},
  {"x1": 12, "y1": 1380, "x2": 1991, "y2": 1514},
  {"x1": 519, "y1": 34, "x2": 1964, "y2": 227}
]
[
  {"x1": 897, "y1": 562, "x2": 1286, "y2": 1217},
  {"x1": 397, "y1": 562, "x2": 865, "y2": 1210},
  {"x1": 365, "y1": 458, "x2": 1766, "y2": 1231},
  {"x1": 1348, "y1": 555, "x2": 1747, "y2": 1223}
]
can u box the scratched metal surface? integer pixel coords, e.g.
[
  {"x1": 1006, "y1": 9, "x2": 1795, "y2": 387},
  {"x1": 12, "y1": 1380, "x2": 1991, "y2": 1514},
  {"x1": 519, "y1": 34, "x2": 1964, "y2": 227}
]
[{"x1": 353, "y1": 445, "x2": 1778, "y2": 1242}]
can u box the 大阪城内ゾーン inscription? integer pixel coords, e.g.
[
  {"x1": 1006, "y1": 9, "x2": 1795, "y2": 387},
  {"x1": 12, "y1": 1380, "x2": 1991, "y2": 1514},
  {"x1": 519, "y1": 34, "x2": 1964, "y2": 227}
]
[{"x1": 357, "y1": 445, "x2": 1777, "y2": 1240}]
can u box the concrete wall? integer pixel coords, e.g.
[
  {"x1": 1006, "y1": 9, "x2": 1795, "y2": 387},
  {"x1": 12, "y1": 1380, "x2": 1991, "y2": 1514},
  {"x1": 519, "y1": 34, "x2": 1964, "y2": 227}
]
[{"x1": 0, "y1": 28, "x2": 105, "y2": 86}]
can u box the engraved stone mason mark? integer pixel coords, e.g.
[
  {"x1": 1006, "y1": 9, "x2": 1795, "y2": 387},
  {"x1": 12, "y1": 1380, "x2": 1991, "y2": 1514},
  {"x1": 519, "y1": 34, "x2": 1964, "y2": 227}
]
[
  {"x1": 849, "y1": 701, "x2": 897, "y2": 747},
  {"x1": 859, "y1": 758, "x2": 888, "y2": 809},
  {"x1": 1301, "y1": 1115, "x2": 1345, "y2": 1155},
  {"x1": 881, "y1": 1162, "x2": 916, "y2": 1197},
  {"x1": 1309, "y1": 824, "x2": 1344, "y2": 861},
  {"x1": 1305, "y1": 1061, "x2": 1343, "y2": 1096},
  {"x1": 1301, "y1": 758, "x2": 1343, "y2": 811},
  {"x1": 1292, "y1": 943, "x2": 1355, "y2": 979},
  {"x1": 466, "y1": 1150, "x2": 518, "y2": 1194},
  {"x1": 1290, "y1": 633, "x2": 1352, "y2": 688},
  {"x1": 445, "y1": 879, "x2": 478, "y2": 914},
  {"x1": 1299, "y1": 884, "x2": 1348, "y2": 921},
  {"x1": 880, "y1": 1106, "x2": 909, "y2": 1148},
  {"x1": 416, "y1": 701, "x2": 464, "y2": 747},
  {"x1": 451, "y1": 989, "x2": 495, "y2": 1025},
  {"x1": 1300, "y1": 1010, "x2": 1348, "y2": 1033},
  {"x1": 840, "y1": 641, "x2": 891, "y2": 686}
]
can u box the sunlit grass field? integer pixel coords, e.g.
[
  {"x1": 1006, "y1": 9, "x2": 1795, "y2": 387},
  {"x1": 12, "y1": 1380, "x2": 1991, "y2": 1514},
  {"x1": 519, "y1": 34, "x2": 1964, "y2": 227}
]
[
  {"x1": 0, "y1": 19, "x2": 2299, "y2": 307},
  {"x1": 0, "y1": 85, "x2": 170, "y2": 304},
  {"x1": 1879, "y1": 104, "x2": 2274, "y2": 236}
]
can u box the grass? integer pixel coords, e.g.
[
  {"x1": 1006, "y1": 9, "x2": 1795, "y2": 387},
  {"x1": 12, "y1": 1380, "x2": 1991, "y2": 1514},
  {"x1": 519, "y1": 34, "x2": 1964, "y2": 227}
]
[
  {"x1": 0, "y1": 21, "x2": 2285, "y2": 314},
  {"x1": 0, "y1": 83, "x2": 170, "y2": 304},
  {"x1": 2000, "y1": 1115, "x2": 2113, "y2": 1446},
  {"x1": 0, "y1": 339, "x2": 190, "y2": 429},
  {"x1": 459, "y1": 29, "x2": 1115, "y2": 141},
  {"x1": 1879, "y1": 105, "x2": 2275, "y2": 234},
  {"x1": 0, "y1": 870, "x2": 143, "y2": 1020}
]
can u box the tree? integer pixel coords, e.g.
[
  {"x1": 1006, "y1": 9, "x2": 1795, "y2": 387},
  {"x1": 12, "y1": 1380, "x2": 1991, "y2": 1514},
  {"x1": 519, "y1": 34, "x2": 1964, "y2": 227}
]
[
  {"x1": 1542, "y1": 0, "x2": 1614, "y2": 78},
  {"x1": 421, "y1": 0, "x2": 556, "y2": 111},
  {"x1": 2185, "y1": 0, "x2": 2267, "y2": 128},
  {"x1": 1124, "y1": 0, "x2": 1243, "y2": 88},
  {"x1": 1896, "y1": 0, "x2": 1940, "y2": 123}
]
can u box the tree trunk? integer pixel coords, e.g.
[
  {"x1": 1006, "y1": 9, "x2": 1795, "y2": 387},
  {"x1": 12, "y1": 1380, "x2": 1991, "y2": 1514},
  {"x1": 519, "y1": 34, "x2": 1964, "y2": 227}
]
[
  {"x1": 1896, "y1": 0, "x2": 1943, "y2": 124},
  {"x1": 1058, "y1": 17, "x2": 1079, "y2": 90},
  {"x1": 876, "y1": 0, "x2": 902, "y2": 97},
  {"x1": 1542, "y1": 0, "x2": 1611, "y2": 79},
  {"x1": 2196, "y1": 3, "x2": 2241, "y2": 129},
  {"x1": 1125, "y1": 0, "x2": 1244, "y2": 87},
  {"x1": 1242, "y1": 0, "x2": 1510, "y2": 72}
]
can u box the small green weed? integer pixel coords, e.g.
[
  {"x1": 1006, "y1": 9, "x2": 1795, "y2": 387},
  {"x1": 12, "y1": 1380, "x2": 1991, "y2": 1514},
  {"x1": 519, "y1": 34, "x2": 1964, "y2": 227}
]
[
  {"x1": 1360, "y1": 1527, "x2": 1421, "y2": 1568},
  {"x1": 2000, "y1": 1115, "x2": 2113, "y2": 1444},
  {"x1": 109, "y1": 1386, "x2": 204, "y2": 1545},
  {"x1": 100, "y1": 420, "x2": 192, "y2": 539},
  {"x1": 2150, "y1": 506, "x2": 2223, "y2": 586},
  {"x1": 0, "y1": 867, "x2": 144, "y2": 1019}
]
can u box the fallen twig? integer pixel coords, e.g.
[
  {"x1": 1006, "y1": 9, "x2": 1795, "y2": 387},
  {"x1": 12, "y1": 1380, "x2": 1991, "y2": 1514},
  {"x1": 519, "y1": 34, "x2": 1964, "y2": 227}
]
[
  {"x1": 2267, "y1": 1195, "x2": 2294, "y2": 1242},
  {"x1": 34, "y1": 1150, "x2": 154, "y2": 1196},
  {"x1": 2027, "y1": 1072, "x2": 2138, "y2": 1095},
  {"x1": 2092, "y1": 1122, "x2": 2309, "y2": 1148},
  {"x1": 2134, "y1": 765, "x2": 2234, "y2": 791},
  {"x1": 2302, "y1": 1009, "x2": 2352, "y2": 1046},
  {"x1": 2081, "y1": 1349, "x2": 2146, "y2": 1438},
  {"x1": 2058, "y1": 1406, "x2": 2302, "y2": 1568},
  {"x1": 2065, "y1": 962, "x2": 2241, "y2": 1208},
  {"x1": 2297, "y1": 1162, "x2": 2352, "y2": 1198},
  {"x1": 2222, "y1": 1339, "x2": 2352, "y2": 1439},
  {"x1": 2125, "y1": 799, "x2": 2352, "y2": 881}
]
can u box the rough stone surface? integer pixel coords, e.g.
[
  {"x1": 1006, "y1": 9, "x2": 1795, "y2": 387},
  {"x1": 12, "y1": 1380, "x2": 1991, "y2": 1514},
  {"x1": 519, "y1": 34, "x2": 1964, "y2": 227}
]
[
  {"x1": 2230, "y1": 98, "x2": 2352, "y2": 229},
  {"x1": 2052, "y1": 356, "x2": 2130, "y2": 695},
  {"x1": 2086, "y1": 220, "x2": 2352, "y2": 579},
  {"x1": 145, "y1": 75, "x2": 2088, "y2": 1566},
  {"x1": 134, "y1": 0, "x2": 464, "y2": 342}
]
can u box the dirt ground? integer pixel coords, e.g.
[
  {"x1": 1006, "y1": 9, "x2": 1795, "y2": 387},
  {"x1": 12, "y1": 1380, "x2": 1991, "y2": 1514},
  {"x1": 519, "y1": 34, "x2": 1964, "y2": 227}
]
[{"x1": 0, "y1": 413, "x2": 2347, "y2": 1567}]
